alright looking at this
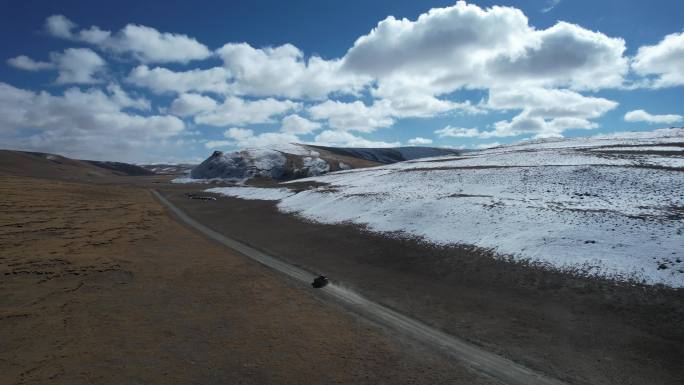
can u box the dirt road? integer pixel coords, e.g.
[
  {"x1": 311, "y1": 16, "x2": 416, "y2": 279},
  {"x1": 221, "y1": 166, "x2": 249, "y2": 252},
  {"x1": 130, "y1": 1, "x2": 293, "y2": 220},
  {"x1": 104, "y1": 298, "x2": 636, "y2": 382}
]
[{"x1": 154, "y1": 190, "x2": 564, "y2": 385}]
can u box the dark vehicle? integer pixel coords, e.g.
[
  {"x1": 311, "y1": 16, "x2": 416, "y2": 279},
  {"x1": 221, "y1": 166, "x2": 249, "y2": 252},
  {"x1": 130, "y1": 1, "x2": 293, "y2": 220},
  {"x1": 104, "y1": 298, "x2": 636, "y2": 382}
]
[
  {"x1": 185, "y1": 193, "x2": 216, "y2": 201},
  {"x1": 311, "y1": 275, "x2": 329, "y2": 288}
]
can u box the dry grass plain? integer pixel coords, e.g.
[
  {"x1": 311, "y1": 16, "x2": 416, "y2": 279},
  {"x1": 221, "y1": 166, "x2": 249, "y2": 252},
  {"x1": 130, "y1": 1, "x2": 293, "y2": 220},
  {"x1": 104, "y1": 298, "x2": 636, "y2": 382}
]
[{"x1": 0, "y1": 175, "x2": 493, "y2": 385}]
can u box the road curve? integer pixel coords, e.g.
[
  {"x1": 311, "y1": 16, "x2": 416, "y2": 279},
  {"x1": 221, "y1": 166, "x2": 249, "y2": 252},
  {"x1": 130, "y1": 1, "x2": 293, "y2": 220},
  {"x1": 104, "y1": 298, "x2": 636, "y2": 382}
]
[{"x1": 152, "y1": 190, "x2": 566, "y2": 385}]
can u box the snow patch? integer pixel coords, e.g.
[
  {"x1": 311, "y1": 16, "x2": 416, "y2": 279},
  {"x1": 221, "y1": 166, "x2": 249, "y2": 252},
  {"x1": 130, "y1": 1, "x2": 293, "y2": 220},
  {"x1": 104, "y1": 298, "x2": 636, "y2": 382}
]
[{"x1": 207, "y1": 187, "x2": 296, "y2": 201}]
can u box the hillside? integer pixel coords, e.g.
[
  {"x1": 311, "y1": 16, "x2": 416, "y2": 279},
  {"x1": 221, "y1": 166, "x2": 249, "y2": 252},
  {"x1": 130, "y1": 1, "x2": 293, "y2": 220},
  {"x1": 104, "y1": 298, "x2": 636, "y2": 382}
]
[
  {"x1": 206, "y1": 128, "x2": 684, "y2": 287},
  {"x1": 186, "y1": 143, "x2": 460, "y2": 182},
  {"x1": 0, "y1": 149, "x2": 154, "y2": 180}
]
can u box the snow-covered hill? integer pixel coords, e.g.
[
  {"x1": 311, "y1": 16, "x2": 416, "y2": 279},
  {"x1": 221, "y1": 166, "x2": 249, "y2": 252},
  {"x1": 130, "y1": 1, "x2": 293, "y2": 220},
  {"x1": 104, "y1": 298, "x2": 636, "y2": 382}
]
[
  {"x1": 207, "y1": 128, "x2": 684, "y2": 287},
  {"x1": 183, "y1": 143, "x2": 462, "y2": 182}
]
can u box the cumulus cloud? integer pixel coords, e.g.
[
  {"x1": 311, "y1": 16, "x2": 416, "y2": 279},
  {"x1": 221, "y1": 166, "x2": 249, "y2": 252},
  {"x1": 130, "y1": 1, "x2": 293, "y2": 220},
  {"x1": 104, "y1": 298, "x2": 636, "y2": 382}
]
[
  {"x1": 437, "y1": 88, "x2": 618, "y2": 139},
  {"x1": 127, "y1": 65, "x2": 230, "y2": 94},
  {"x1": 45, "y1": 14, "x2": 77, "y2": 39},
  {"x1": 7, "y1": 49, "x2": 106, "y2": 84},
  {"x1": 217, "y1": 43, "x2": 369, "y2": 100},
  {"x1": 195, "y1": 96, "x2": 300, "y2": 126},
  {"x1": 0, "y1": 82, "x2": 184, "y2": 161},
  {"x1": 342, "y1": 1, "x2": 627, "y2": 96},
  {"x1": 308, "y1": 100, "x2": 394, "y2": 132},
  {"x1": 45, "y1": 14, "x2": 211, "y2": 63},
  {"x1": 7, "y1": 55, "x2": 55, "y2": 71},
  {"x1": 280, "y1": 114, "x2": 321, "y2": 134},
  {"x1": 435, "y1": 126, "x2": 486, "y2": 138},
  {"x1": 486, "y1": 22, "x2": 627, "y2": 90},
  {"x1": 106, "y1": 83, "x2": 150, "y2": 110},
  {"x1": 104, "y1": 24, "x2": 212, "y2": 63},
  {"x1": 485, "y1": 87, "x2": 618, "y2": 137},
  {"x1": 204, "y1": 140, "x2": 233, "y2": 149},
  {"x1": 224, "y1": 127, "x2": 254, "y2": 141},
  {"x1": 624, "y1": 109, "x2": 682, "y2": 124},
  {"x1": 51, "y1": 48, "x2": 106, "y2": 84},
  {"x1": 487, "y1": 87, "x2": 617, "y2": 118},
  {"x1": 306, "y1": 95, "x2": 479, "y2": 134},
  {"x1": 214, "y1": 126, "x2": 301, "y2": 149},
  {"x1": 169, "y1": 93, "x2": 218, "y2": 116},
  {"x1": 407, "y1": 137, "x2": 433, "y2": 145},
  {"x1": 313, "y1": 130, "x2": 400, "y2": 148},
  {"x1": 632, "y1": 32, "x2": 684, "y2": 88},
  {"x1": 492, "y1": 114, "x2": 598, "y2": 138}
]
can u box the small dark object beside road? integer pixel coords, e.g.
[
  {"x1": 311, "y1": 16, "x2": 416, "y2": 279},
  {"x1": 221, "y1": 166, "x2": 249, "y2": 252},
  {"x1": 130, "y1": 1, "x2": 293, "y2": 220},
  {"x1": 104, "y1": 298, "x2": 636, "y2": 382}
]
[
  {"x1": 312, "y1": 275, "x2": 329, "y2": 288},
  {"x1": 185, "y1": 193, "x2": 216, "y2": 201}
]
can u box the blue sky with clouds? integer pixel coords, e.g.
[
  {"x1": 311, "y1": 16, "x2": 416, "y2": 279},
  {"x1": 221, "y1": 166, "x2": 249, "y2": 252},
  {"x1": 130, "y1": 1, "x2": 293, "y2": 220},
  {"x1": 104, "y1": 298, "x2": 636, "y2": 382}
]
[{"x1": 1, "y1": 0, "x2": 683, "y2": 163}]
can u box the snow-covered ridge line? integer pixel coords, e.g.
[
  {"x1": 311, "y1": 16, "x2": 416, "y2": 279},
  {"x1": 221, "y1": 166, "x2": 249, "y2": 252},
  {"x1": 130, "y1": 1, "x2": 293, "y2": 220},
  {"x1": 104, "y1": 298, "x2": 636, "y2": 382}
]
[
  {"x1": 207, "y1": 129, "x2": 684, "y2": 287},
  {"x1": 175, "y1": 143, "x2": 463, "y2": 183}
]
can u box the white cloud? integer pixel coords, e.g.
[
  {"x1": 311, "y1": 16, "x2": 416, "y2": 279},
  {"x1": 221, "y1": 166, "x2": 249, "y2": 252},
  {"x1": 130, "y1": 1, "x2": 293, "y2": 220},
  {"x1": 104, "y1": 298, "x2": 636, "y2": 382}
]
[
  {"x1": 492, "y1": 114, "x2": 597, "y2": 138},
  {"x1": 7, "y1": 55, "x2": 55, "y2": 71},
  {"x1": 435, "y1": 126, "x2": 485, "y2": 138},
  {"x1": 217, "y1": 43, "x2": 368, "y2": 100},
  {"x1": 51, "y1": 48, "x2": 106, "y2": 84},
  {"x1": 308, "y1": 100, "x2": 395, "y2": 132},
  {"x1": 0, "y1": 82, "x2": 184, "y2": 161},
  {"x1": 382, "y1": 92, "x2": 482, "y2": 117},
  {"x1": 45, "y1": 14, "x2": 77, "y2": 39},
  {"x1": 632, "y1": 32, "x2": 684, "y2": 88},
  {"x1": 484, "y1": 87, "x2": 618, "y2": 137},
  {"x1": 541, "y1": 0, "x2": 561, "y2": 13},
  {"x1": 78, "y1": 26, "x2": 111, "y2": 45},
  {"x1": 127, "y1": 65, "x2": 231, "y2": 94},
  {"x1": 280, "y1": 114, "x2": 321, "y2": 134},
  {"x1": 106, "y1": 83, "x2": 150, "y2": 110},
  {"x1": 7, "y1": 49, "x2": 106, "y2": 84},
  {"x1": 104, "y1": 24, "x2": 212, "y2": 64},
  {"x1": 195, "y1": 96, "x2": 300, "y2": 127},
  {"x1": 45, "y1": 15, "x2": 211, "y2": 64},
  {"x1": 436, "y1": 87, "x2": 618, "y2": 140},
  {"x1": 342, "y1": 1, "x2": 628, "y2": 95},
  {"x1": 624, "y1": 109, "x2": 683, "y2": 124},
  {"x1": 224, "y1": 127, "x2": 254, "y2": 141},
  {"x1": 307, "y1": 95, "x2": 480, "y2": 133},
  {"x1": 219, "y1": 127, "x2": 301, "y2": 149},
  {"x1": 487, "y1": 87, "x2": 617, "y2": 119},
  {"x1": 204, "y1": 140, "x2": 233, "y2": 149},
  {"x1": 407, "y1": 137, "x2": 433, "y2": 145},
  {"x1": 169, "y1": 93, "x2": 218, "y2": 117},
  {"x1": 486, "y1": 22, "x2": 627, "y2": 90},
  {"x1": 313, "y1": 130, "x2": 400, "y2": 148}
]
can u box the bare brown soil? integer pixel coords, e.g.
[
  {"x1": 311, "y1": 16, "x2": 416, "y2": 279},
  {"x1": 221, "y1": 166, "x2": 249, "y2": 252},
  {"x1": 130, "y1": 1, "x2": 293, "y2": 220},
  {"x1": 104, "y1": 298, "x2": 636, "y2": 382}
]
[
  {"x1": 163, "y1": 188, "x2": 684, "y2": 385},
  {"x1": 0, "y1": 175, "x2": 494, "y2": 385}
]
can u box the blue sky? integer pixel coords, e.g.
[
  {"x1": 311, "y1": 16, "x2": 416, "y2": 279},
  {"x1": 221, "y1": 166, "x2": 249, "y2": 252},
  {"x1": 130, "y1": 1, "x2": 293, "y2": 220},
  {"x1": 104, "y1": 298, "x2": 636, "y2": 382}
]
[{"x1": 1, "y1": 0, "x2": 682, "y2": 163}]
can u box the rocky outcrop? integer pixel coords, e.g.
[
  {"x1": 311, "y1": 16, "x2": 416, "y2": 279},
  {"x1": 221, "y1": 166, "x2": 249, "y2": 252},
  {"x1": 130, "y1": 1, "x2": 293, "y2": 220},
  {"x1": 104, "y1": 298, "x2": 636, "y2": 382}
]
[
  {"x1": 188, "y1": 143, "x2": 465, "y2": 182},
  {"x1": 190, "y1": 149, "x2": 287, "y2": 180}
]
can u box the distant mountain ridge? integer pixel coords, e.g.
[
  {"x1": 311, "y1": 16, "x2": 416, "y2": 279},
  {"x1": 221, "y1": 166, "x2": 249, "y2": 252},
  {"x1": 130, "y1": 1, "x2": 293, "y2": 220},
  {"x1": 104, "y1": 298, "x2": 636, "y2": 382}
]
[
  {"x1": 0, "y1": 149, "x2": 155, "y2": 180},
  {"x1": 188, "y1": 143, "x2": 464, "y2": 182},
  {"x1": 307, "y1": 145, "x2": 462, "y2": 164}
]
